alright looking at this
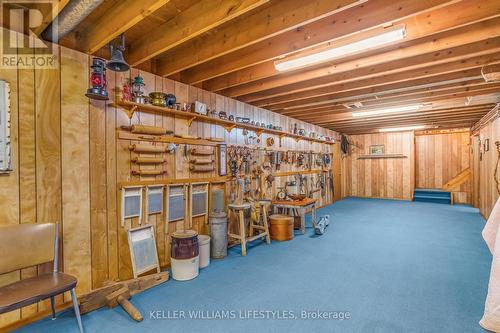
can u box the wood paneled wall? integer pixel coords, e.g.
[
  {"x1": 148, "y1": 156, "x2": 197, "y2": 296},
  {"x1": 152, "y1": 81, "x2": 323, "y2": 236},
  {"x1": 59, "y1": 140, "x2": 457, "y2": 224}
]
[
  {"x1": 0, "y1": 42, "x2": 338, "y2": 329},
  {"x1": 415, "y1": 131, "x2": 471, "y2": 204},
  {"x1": 472, "y1": 116, "x2": 500, "y2": 218},
  {"x1": 342, "y1": 132, "x2": 415, "y2": 200}
]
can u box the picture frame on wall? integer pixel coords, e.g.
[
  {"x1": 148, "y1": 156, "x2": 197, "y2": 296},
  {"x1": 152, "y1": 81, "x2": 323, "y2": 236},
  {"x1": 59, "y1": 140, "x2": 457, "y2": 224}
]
[
  {"x1": 218, "y1": 144, "x2": 227, "y2": 176},
  {"x1": 370, "y1": 145, "x2": 385, "y2": 155}
]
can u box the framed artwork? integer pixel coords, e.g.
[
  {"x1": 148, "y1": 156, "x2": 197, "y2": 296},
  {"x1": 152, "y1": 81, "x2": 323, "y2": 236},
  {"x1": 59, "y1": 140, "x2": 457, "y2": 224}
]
[
  {"x1": 370, "y1": 145, "x2": 385, "y2": 155},
  {"x1": 218, "y1": 144, "x2": 227, "y2": 176}
]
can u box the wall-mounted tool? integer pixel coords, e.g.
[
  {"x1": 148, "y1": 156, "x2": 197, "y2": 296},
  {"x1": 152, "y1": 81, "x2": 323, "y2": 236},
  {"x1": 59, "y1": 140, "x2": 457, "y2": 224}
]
[
  {"x1": 131, "y1": 157, "x2": 166, "y2": 164},
  {"x1": 131, "y1": 170, "x2": 166, "y2": 176},
  {"x1": 266, "y1": 137, "x2": 275, "y2": 147},
  {"x1": 122, "y1": 124, "x2": 173, "y2": 136}
]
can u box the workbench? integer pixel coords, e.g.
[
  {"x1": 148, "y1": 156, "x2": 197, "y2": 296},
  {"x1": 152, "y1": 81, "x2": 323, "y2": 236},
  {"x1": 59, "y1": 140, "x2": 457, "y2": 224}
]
[{"x1": 272, "y1": 198, "x2": 317, "y2": 235}]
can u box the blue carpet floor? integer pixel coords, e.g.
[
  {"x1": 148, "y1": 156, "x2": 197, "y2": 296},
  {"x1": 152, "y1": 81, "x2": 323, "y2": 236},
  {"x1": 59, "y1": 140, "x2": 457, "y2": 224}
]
[{"x1": 17, "y1": 198, "x2": 492, "y2": 333}]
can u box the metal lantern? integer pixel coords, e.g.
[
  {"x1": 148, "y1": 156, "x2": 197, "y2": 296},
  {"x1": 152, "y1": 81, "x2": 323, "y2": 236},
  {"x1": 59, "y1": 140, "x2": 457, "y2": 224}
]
[
  {"x1": 85, "y1": 57, "x2": 109, "y2": 100},
  {"x1": 131, "y1": 74, "x2": 147, "y2": 104},
  {"x1": 107, "y1": 34, "x2": 130, "y2": 72}
]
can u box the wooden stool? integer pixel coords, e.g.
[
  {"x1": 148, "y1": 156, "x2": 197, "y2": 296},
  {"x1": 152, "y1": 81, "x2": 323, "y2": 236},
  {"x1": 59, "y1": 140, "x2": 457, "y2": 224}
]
[
  {"x1": 249, "y1": 200, "x2": 271, "y2": 245},
  {"x1": 228, "y1": 201, "x2": 271, "y2": 256}
]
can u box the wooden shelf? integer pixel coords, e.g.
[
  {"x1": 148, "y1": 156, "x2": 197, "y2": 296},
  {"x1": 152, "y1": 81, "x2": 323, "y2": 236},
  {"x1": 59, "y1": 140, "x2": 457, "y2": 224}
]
[
  {"x1": 358, "y1": 154, "x2": 407, "y2": 159},
  {"x1": 113, "y1": 100, "x2": 334, "y2": 145}
]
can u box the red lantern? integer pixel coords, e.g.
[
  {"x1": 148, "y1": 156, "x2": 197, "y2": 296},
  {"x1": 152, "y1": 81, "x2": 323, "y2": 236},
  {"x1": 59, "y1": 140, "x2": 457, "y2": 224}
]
[{"x1": 85, "y1": 57, "x2": 109, "y2": 100}]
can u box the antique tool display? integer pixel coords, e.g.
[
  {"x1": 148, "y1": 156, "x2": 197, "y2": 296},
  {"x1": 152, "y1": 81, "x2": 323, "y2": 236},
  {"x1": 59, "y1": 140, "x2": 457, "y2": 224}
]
[
  {"x1": 79, "y1": 272, "x2": 168, "y2": 321},
  {"x1": 189, "y1": 147, "x2": 215, "y2": 172}
]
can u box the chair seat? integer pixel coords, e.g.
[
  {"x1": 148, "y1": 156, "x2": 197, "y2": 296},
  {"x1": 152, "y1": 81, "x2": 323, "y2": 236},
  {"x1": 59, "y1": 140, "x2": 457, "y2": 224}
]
[{"x1": 0, "y1": 272, "x2": 77, "y2": 314}]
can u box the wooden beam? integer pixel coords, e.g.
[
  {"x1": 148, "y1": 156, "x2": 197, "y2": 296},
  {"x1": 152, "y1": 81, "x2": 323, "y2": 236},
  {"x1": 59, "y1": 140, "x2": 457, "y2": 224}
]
[
  {"x1": 127, "y1": 0, "x2": 271, "y2": 66},
  {"x1": 166, "y1": 0, "x2": 455, "y2": 82},
  {"x1": 304, "y1": 102, "x2": 496, "y2": 122},
  {"x1": 284, "y1": 85, "x2": 500, "y2": 119},
  {"x1": 182, "y1": 0, "x2": 492, "y2": 87},
  {"x1": 325, "y1": 113, "x2": 488, "y2": 129},
  {"x1": 266, "y1": 69, "x2": 484, "y2": 111},
  {"x1": 314, "y1": 105, "x2": 493, "y2": 125},
  {"x1": 252, "y1": 56, "x2": 500, "y2": 108},
  {"x1": 78, "y1": 0, "x2": 171, "y2": 54},
  {"x1": 154, "y1": 0, "x2": 363, "y2": 77},
  {"x1": 239, "y1": 42, "x2": 500, "y2": 103},
  {"x1": 221, "y1": 14, "x2": 500, "y2": 97}
]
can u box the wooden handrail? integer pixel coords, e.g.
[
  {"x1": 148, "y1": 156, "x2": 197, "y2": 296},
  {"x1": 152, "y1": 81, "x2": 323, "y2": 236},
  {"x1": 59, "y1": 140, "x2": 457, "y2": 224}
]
[{"x1": 442, "y1": 168, "x2": 471, "y2": 191}]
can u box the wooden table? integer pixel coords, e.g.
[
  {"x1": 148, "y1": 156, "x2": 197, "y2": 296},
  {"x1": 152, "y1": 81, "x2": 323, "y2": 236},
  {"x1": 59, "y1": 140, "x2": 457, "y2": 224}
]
[{"x1": 272, "y1": 198, "x2": 317, "y2": 235}]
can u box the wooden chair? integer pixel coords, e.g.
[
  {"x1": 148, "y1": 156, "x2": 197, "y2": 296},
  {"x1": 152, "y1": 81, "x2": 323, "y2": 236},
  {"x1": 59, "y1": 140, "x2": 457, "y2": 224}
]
[{"x1": 0, "y1": 223, "x2": 83, "y2": 333}]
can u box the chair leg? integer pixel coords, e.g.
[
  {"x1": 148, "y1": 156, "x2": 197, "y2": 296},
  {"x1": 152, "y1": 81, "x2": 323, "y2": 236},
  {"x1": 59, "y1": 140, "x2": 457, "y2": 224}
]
[
  {"x1": 50, "y1": 296, "x2": 56, "y2": 320},
  {"x1": 70, "y1": 288, "x2": 84, "y2": 333}
]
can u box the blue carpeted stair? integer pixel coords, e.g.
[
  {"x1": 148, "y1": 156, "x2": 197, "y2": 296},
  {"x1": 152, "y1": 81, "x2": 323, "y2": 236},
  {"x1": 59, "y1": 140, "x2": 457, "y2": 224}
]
[{"x1": 414, "y1": 188, "x2": 451, "y2": 204}]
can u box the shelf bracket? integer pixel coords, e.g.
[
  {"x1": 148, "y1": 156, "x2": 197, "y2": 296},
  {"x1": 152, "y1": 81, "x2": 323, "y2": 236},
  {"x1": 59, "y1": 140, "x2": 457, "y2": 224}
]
[
  {"x1": 255, "y1": 129, "x2": 264, "y2": 137},
  {"x1": 187, "y1": 116, "x2": 196, "y2": 127},
  {"x1": 223, "y1": 124, "x2": 236, "y2": 133},
  {"x1": 125, "y1": 105, "x2": 138, "y2": 119}
]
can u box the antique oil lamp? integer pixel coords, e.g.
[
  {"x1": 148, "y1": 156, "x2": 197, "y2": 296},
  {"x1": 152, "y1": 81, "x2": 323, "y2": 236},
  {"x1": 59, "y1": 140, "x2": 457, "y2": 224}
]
[
  {"x1": 85, "y1": 57, "x2": 109, "y2": 100},
  {"x1": 131, "y1": 74, "x2": 147, "y2": 104}
]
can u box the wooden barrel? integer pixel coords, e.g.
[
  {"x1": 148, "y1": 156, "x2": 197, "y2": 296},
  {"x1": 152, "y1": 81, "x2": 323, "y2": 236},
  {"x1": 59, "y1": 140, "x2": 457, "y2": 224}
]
[
  {"x1": 171, "y1": 230, "x2": 199, "y2": 260},
  {"x1": 269, "y1": 214, "x2": 294, "y2": 241}
]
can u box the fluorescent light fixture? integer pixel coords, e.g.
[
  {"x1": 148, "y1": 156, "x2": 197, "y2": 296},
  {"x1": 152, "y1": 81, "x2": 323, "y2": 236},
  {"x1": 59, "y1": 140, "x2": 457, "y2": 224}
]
[
  {"x1": 352, "y1": 105, "x2": 421, "y2": 118},
  {"x1": 379, "y1": 125, "x2": 426, "y2": 132},
  {"x1": 275, "y1": 26, "x2": 406, "y2": 71}
]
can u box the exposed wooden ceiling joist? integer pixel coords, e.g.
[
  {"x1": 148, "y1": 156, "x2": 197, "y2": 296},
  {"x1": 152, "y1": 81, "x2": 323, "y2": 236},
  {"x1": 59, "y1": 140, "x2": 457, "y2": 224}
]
[
  {"x1": 197, "y1": 0, "x2": 500, "y2": 91},
  {"x1": 282, "y1": 86, "x2": 500, "y2": 120},
  {"x1": 239, "y1": 42, "x2": 500, "y2": 104},
  {"x1": 222, "y1": 15, "x2": 500, "y2": 98},
  {"x1": 153, "y1": 0, "x2": 364, "y2": 77},
  {"x1": 126, "y1": 0, "x2": 271, "y2": 66},
  {"x1": 77, "y1": 0, "x2": 170, "y2": 54},
  {"x1": 172, "y1": 0, "x2": 455, "y2": 83},
  {"x1": 252, "y1": 56, "x2": 500, "y2": 108},
  {"x1": 266, "y1": 69, "x2": 485, "y2": 111}
]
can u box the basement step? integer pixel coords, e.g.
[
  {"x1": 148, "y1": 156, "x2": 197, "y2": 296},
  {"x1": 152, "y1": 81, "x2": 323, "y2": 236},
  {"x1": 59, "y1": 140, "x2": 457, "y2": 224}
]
[{"x1": 413, "y1": 188, "x2": 451, "y2": 204}]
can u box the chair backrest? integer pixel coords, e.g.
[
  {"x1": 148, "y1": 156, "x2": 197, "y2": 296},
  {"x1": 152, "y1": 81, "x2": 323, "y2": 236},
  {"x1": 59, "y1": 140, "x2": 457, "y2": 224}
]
[{"x1": 0, "y1": 223, "x2": 57, "y2": 274}]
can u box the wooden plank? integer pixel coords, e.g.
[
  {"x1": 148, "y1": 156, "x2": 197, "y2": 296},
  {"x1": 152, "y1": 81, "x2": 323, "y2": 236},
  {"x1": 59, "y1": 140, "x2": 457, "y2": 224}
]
[
  {"x1": 128, "y1": 0, "x2": 271, "y2": 66},
  {"x1": 220, "y1": 13, "x2": 500, "y2": 97},
  {"x1": 0, "y1": 30, "x2": 20, "y2": 327},
  {"x1": 17, "y1": 42, "x2": 38, "y2": 319},
  {"x1": 175, "y1": 0, "x2": 456, "y2": 83},
  {"x1": 80, "y1": 0, "x2": 171, "y2": 54},
  {"x1": 34, "y1": 43, "x2": 62, "y2": 311},
  {"x1": 89, "y1": 76, "x2": 109, "y2": 288},
  {"x1": 60, "y1": 47, "x2": 92, "y2": 295}
]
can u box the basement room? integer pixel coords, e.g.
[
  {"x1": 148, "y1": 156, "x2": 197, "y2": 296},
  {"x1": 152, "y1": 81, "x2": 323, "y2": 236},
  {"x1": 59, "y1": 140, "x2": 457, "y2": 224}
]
[{"x1": 1, "y1": 0, "x2": 500, "y2": 332}]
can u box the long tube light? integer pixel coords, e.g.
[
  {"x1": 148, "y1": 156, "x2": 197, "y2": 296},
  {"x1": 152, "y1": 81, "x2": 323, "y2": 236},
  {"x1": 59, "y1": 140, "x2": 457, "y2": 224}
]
[
  {"x1": 352, "y1": 105, "x2": 422, "y2": 118},
  {"x1": 379, "y1": 125, "x2": 426, "y2": 132},
  {"x1": 275, "y1": 26, "x2": 406, "y2": 72}
]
